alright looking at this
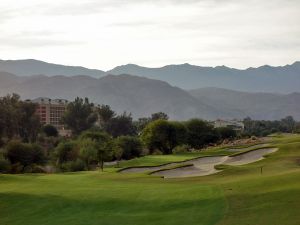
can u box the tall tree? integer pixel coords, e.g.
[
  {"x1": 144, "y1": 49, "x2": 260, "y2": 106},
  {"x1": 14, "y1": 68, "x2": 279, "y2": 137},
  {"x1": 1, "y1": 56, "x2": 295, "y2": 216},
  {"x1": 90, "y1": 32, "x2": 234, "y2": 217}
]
[
  {"x1": 62, "y1": 97, "x2": 97, "y2": 135},
  {"x1": 105, "y1": 112, "x2": 136, "y2": 137},
  {"x1": 185, "y1": 119, "x2": 216, "y2": 149},
  {"x1": 0, "y1": 94, "x2": 20, "y2": 139},
  {"x1": 151, "y1": 112, "x2": 169, "y2": 121},
  {"x1": 141, "y1": 120, "x2": 186, "y2": 154},
  {"x1": 114, "y1": 136, "x2": 143, "y2": 160},
  {"x1": 281, "y1": 116, "x2": 296, "y2": 133},
  {"x1": 18, "y1": 101, "x2": 41, "y2": 142},
  {"x1": 0, "y1": 94, "x2": 41, "y2": 142},
  {"x1": 80, "y1": 131, "x2": 113, "y2": 171},
  {"x1": 97, "y1": 104, "x2": 116, "y2": 128}
]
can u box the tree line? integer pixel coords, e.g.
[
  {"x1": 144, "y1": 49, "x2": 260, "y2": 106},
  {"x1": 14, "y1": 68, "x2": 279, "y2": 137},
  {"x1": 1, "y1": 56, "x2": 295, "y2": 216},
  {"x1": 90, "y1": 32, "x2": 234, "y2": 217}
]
[
  {"x1": 243, "y1": 116, "x2": 299, "y2": 137},
  {"x1": 0, "y1": 94, "x2": 299, "y2": 173}
]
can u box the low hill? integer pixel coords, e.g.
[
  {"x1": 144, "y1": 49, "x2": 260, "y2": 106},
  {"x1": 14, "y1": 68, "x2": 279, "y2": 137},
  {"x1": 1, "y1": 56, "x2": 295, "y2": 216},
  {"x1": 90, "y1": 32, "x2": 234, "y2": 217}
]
[
  {"x1": 0, "y1": 73, "x2": 220, "y2": 120},
  {"x1": 189, "y1": 87, "x2": 300, "y2": 120},
  {"x1": 1, "y1": 72, "x2": 299, "y2": 120}
]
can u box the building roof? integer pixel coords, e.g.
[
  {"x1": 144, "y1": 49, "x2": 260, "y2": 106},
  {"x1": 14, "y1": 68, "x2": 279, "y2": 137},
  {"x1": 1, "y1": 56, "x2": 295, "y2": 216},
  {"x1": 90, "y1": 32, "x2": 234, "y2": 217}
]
[{"x1": 29, "y1": 97, "x2": 69, "y2": 105}]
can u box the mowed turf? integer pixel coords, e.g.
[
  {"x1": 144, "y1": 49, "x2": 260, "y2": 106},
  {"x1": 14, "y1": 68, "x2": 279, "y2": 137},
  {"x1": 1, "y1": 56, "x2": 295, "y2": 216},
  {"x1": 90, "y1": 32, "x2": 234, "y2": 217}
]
[
  {"x1": 0, "y1": 135, "x2": 300, "y2": 225},
  {"x1": 0, "y1": 173, "x2": 225, "y2": 225}
]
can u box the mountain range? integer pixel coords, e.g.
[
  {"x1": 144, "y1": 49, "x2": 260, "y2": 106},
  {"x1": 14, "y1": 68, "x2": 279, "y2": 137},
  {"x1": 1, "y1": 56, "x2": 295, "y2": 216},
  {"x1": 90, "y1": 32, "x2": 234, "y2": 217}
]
[
  {"x1": 1, "y1": 59, "x2": 300, "y2": 93},
  {"x1": 0, "y1": 69, "x2": 299, "y2": 120}
]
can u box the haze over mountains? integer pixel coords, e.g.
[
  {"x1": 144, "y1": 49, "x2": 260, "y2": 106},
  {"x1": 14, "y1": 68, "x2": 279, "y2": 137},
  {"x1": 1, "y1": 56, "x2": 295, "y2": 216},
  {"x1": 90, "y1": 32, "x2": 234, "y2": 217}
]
[
  {"x1": 1, "y1": 59, "x2": 300, "y2": 93},
  {"x1": 0, "y1": 59, "x2": 300, "y2": 121}
]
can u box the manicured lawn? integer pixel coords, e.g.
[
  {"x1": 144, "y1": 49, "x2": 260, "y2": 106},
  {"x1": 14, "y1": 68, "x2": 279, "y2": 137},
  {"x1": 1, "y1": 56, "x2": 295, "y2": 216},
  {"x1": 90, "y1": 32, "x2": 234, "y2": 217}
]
[
  {"x1": 0, "y1": 135, "x2": 299, "y2": 225},
  {"x1": 0, "y1": 173, "x2": 225, "y2": 225}
]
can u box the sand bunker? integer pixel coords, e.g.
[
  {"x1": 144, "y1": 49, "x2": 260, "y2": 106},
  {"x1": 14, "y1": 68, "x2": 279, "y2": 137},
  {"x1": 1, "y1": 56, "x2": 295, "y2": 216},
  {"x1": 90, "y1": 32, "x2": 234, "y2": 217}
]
[
  {"x1": 120, "y1": 147, "x2": 278, "y2": 178},
  {"x1": 119, "y1": 162, "x2": 181, "y2": 173},
  {"x1": 152, "y1": 148, "x2": 278, "y2": 178},
  {"x1": 153, "y1": 156, "x2": 228, "y2": 178},
  {"x1": 224, "y1": 148, "x2": 278, "y2": 165}
]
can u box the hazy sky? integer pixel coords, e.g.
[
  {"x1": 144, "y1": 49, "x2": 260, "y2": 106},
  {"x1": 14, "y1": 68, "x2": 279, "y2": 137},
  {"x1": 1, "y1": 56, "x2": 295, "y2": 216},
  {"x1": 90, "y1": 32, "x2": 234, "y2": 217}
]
[{"x1": 0, "y1": 0, "x2": 299, "y2": 70}]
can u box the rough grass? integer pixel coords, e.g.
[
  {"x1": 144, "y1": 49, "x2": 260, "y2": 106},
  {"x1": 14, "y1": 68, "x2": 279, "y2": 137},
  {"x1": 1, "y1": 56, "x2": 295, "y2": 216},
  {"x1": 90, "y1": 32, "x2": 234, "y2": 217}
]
[{"x1": 0, "y1": 135, "x2": 299, "y2": 225}]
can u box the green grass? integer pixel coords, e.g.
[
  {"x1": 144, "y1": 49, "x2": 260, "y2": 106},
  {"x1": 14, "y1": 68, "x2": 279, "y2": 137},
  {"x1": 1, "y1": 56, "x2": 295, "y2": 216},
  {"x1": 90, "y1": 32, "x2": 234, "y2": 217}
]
[
  {"x1": 0, "y1": 173, "x2": 225, "y2": 225},
  {"x1": 0, "y1": 135, "x2": 300, "y2": 225}
]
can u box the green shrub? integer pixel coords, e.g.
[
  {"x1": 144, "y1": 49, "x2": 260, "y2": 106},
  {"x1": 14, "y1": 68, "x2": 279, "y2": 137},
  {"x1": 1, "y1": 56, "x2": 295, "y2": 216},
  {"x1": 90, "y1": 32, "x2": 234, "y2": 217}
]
[
  {"x1": 0, "y1": 159, "x2": 10, "y2": 173},
  {"x1": 23, "y1": 164, "x2": 46, "y2": 173},
  {"x1": 42, "y1": 124, "x2": 58, "y2": 137},
  {"x1": 10, "y1": 163, "x2": 24, "y2": 174},
  {"x1": 141, "y1": 120, "x2": 186, "y2": 154},
  {"x1": 5, "y1": 141, "x2": 46, "y2": 171},
  {"x1": 31, "y1": 164, "x2": 47, "y2": 173},
  {"x1": 114, "y1": 136, "x2": 143, "y2": 160},
  {"x1": 54, "y1": 141, "x2": 78, "y2": 164},
  {"x1": 60, "y1": 159, "x2": 86, "y2": 172},
  {"x1": 172, "y1": 144, "x2": 191, "y2": 154}
]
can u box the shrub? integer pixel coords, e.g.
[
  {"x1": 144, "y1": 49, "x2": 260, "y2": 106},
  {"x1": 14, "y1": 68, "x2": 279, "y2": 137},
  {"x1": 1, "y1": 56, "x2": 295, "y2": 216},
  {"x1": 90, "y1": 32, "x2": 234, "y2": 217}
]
[
  {"x1": 78, "y1": 138, "x2": 98, "y2": 167},
  {"x1": 215, "y1": 127, "x2": 237, "y2": 140},
  {"x1": 23, "y1": 164, "x2": 47, "y2": 173},
  {"x1": 60, "y1": 159, "x2": 86, "y2": 172},
  {"x1": 141, "y1": 120, "x2": 186, "y2": 154},
  {"x1": 5, "y1": 141, "x2": 45, "y2": 171},
  {"x1": 114, "y1": 136, "x2": 143, "y2": 160},
  {"x1": 0, "y1": 159, "x2": 10, "y2": 173},
  {"x1": 10, "y1": 163, "x2": 24, "y2": 174},
  {"x1": 42, "y1": 124, "x2": 59, "y2": 137},
  {"x1": 32, "y1": 164, "x2": 47, "y2": 173},
  {"x1": 185, "y1": 119, "x2": 217, "y2": 149},
  {"x1": 54, "y1": 141, "x2": 78, "y2": 164},
  {"x1": 172, "y1": 144, "x2": 191, "y2": 154}
]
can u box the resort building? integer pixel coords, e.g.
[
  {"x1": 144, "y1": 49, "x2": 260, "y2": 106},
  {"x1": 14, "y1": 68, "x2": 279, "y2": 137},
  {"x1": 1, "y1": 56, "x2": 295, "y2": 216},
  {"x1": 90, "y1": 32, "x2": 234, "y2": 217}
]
[
  {"x1": 214, "y1": 119, "x2": 244, "y2": 131},
  {"x1": 27, "y1": 97, "x2": 70, "y2": 135}
]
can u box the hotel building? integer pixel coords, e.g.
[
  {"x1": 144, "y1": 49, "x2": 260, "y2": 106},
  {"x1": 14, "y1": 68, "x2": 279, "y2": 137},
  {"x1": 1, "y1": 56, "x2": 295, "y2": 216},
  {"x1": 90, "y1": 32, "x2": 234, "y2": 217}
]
[{"x1": 28, "y1": 97, "x2": 69, "y2": 133}]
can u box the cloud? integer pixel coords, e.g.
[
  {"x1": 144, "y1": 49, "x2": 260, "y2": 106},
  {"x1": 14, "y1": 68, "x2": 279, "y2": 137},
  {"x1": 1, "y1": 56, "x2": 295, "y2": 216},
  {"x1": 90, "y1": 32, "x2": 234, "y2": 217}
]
[
  {"x1": 0, "y1": 36, "x2": 82, "y2": 48},
  {"x1": 0, "y1": 8, "x2": 16, "y2": 24},
  {"x1": 0, "y1": 0, "x2": 299, "y2": 69}
]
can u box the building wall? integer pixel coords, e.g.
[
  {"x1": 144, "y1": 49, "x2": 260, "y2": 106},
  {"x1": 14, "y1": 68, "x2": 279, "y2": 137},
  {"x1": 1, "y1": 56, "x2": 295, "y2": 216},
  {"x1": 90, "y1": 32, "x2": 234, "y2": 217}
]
[
  {"x1": 31, "y1": 98, "x2": 68, "y2": 130},
  {"x1": 214, "y1": 119, "x2": 244, "y2": 131}
]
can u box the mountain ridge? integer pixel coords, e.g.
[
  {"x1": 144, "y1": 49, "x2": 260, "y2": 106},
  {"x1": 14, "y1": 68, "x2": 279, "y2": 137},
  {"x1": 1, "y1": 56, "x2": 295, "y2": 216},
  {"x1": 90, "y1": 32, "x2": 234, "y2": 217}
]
[{"x1": 1, "y1": 58, "x2": 300, "y2": 93}]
